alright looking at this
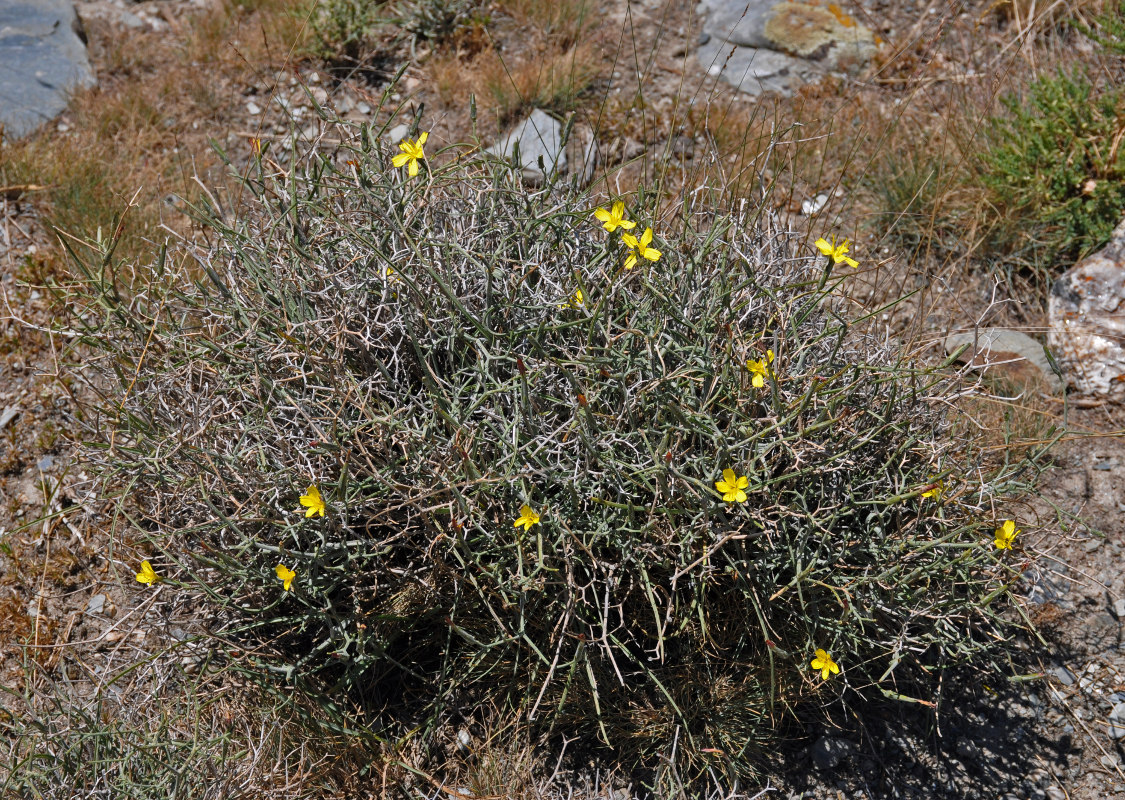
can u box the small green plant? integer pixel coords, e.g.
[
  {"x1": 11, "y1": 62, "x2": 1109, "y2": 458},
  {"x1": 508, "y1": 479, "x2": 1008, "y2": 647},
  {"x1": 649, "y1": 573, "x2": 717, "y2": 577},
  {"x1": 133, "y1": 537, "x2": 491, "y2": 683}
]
[
  {"x1": 978, "y1": 68, "x2": 1125, "y2": 281},
  {"x1": 64, "y1": 112, "x2": 1045, "y2": 788},
  {"x1": 1076, "y1": 0, "x2": 1125, "y2": 55},
  {"x1": 313, "y1": 0, "x2": 481, "y2": 66}
]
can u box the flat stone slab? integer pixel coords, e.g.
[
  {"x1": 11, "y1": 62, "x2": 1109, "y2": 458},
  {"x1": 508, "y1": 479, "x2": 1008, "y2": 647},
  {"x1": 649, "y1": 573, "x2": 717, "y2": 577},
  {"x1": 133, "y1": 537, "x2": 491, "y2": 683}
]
[
  {"x1": 945, "y1": 328, "x2": 1064, "y2": 392},
  {"x1": 697, "y1": 0, "x2": 877, "y2": 96},
  {"x1": 0, "y1": 0, "x2": 95, "y2": 139}
]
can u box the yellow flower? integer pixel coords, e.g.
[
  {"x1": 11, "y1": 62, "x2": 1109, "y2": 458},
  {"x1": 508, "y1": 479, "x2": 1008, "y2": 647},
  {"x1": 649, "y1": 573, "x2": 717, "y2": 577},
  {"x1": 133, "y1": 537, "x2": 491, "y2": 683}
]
[
  {"x1": 514, "y1": 504, "x2": 540, "y2": 532},
  {"x1": 814, "y1": 236, "x2": 859, "y2": 268},
  {"x1": 746, "y1": 349, "x2": 775, "y2": 388},
  {"x1": 275, "y1": 563, "x2": 296, "y2": 592},
  {"x1": 715, "y1": 468, "x2": 749, "y2": 503},
  {"x1": 810, "y1": 648, "x2": 840, "y2": 680},
  {"x1": 135, "y1": 560, "x2": 159, "y2": 586},
  {"x1": 921, "y1": 479, "x2": 944, "y2": 500},
  {"x1": 993, "y1": 519, "x2": 1019, "y2": 550},
  {"x1": 560, "y1": 288, "x2": 584, "y2": 309},
  {"x1": 593, "y1": 200, "x2": 637, "y2": 233},
  {"x1": 621, "y1": 227, "x2": 662, "y2": 270},
  {"x1": 391, "y1": 131, "x2": 428, "y2": 177},
  {"x1": 300, "y1": 485, "x2": 326, "y2": 518}
]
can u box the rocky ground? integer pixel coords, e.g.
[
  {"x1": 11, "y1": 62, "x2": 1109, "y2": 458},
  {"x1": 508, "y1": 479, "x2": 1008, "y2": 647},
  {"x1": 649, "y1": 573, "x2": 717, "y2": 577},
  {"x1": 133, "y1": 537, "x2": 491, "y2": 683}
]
[{"x1": 2, "y1": 0, "x2": 1124, "y2": 798}]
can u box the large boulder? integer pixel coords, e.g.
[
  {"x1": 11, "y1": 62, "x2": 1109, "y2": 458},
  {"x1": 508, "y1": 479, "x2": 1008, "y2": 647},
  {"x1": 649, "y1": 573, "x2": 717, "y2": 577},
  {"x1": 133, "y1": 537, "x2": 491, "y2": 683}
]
[
  {"x1": 1048, "y1": 217, "x2": 1125, "y2": 396},
  {"x1": 0, "y1": 0, "x2": 96, "y2": 139},
  {"x1": 696, "y1": 0, "x2": 877, "y2": 96}
]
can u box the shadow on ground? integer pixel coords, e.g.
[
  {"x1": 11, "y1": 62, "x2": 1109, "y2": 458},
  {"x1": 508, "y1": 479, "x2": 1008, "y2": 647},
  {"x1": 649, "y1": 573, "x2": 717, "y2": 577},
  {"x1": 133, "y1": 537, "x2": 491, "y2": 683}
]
[{"x1": 768, "y1": 668, "x2": 1076, "y2": 800}]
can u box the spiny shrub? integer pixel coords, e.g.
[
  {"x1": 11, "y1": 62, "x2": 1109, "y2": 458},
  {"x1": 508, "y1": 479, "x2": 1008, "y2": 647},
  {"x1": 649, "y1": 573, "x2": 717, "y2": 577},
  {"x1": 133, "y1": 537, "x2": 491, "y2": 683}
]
[
  {"x1": 978, "y1": 68, "x2": 1125, "y2": 280},
  {"x1": 67, "y1": 118, "x2": 1041, "y2": 786}
]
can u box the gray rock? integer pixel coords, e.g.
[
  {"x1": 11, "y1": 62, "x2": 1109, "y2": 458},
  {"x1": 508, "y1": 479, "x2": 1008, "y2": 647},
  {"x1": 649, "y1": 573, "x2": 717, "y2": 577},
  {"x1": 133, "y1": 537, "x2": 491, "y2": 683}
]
[
  {"x1": 1024, "y1": 564, "x2": 1070, "y2": 606},
  {"x1": 36, "y1": 454, "x2": 53, "y2": 471},
  {"x1": 0, "y1": 404, "x2": 18, "y2": 429},
  {"x1": 485, "y1": 109, "x2": 566, "y2": 182},
  {"x1": 118, "y1": 10, "x2": 143, "y2": 29},
  {"x1": 1052, "y1": 666, "x2": 1076, "y2": 686},
  {"x1": 0, "y1": 0, "x2": 96, "y2": 139},
  {"x1": 1113, "y1": 598, "x2": 1125, "y2": 619},
  {"x1": 1049, "y1": 215, "x2": 1125, "y2": 395},
  {"x1": 456, "y1": 728, "x2": 471, "y2": 753},
  {"x1": 698, "y1": 0, "x2": 877, "y2": 96},
  {"x1": 944, "y1": 328, "x2": 1064, "y2": 391},
  {"x1": 85, "y1": 593, "x2": 106, "y2": 615},
  {"x1": 1045, "y1": 787, "x2": 1066, "y2": 800},
  {"x1": 696, "y1": 35, "x2": 815, "y2": 96},
  {"x1": 1110, "y1": 702, "x2": 1125, "y2": 739},
  {"x1": 810, "y1": 734, "x2": 855, "y2": 770},
  {"x1": 385, "y1": 123, "x2": 410, "y2": 143}
]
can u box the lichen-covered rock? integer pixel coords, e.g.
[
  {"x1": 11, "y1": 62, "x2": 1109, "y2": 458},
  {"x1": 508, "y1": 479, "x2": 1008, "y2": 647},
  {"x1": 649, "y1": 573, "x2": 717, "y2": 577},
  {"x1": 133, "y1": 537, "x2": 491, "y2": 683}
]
[
  {"x1": 696, "y1": 35, "x2": 816, "y2": 96},
  {"x1": 1048, "y1": 217, "x2": 1125, "y2": 396},
  {"x1": 697, "y1": 0, "x2": 877, "y2": 96}
]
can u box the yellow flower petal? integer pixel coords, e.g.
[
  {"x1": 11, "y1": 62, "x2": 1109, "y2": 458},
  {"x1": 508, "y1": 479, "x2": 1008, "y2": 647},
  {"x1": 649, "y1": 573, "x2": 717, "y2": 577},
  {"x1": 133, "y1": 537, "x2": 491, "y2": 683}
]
[
  {"x1": 811, "y1": 648, "x2": 839, "y2": 680},
  {"x1": 300, "y1": 485, "x2": 326, "y2": 518},
  {"x1": 276, "y1": 563, "x2": 296, "y2": 592},
  {"x1": 623, "y1": 254, "x2": 638, "y2": 271},
  {"x1": 716, "y1": 468, "x2": 749, "y2": 503},
  {"x1": 514, "y1": 504, "x2": 540, "y2": 531},
  {"x1": 135, "y1": 560, "x2": 159, "y2": 586}
]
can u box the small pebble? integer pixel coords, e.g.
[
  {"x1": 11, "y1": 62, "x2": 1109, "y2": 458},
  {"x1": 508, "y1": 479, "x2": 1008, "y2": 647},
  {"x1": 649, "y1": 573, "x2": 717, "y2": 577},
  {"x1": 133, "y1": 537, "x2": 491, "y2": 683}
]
[
  {"x1": 85, "y1": 593, "x2": 106, "y2": 615},
  {"x1": 1109, "y1": 702, "x2": 1125, "y2": 739}
]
